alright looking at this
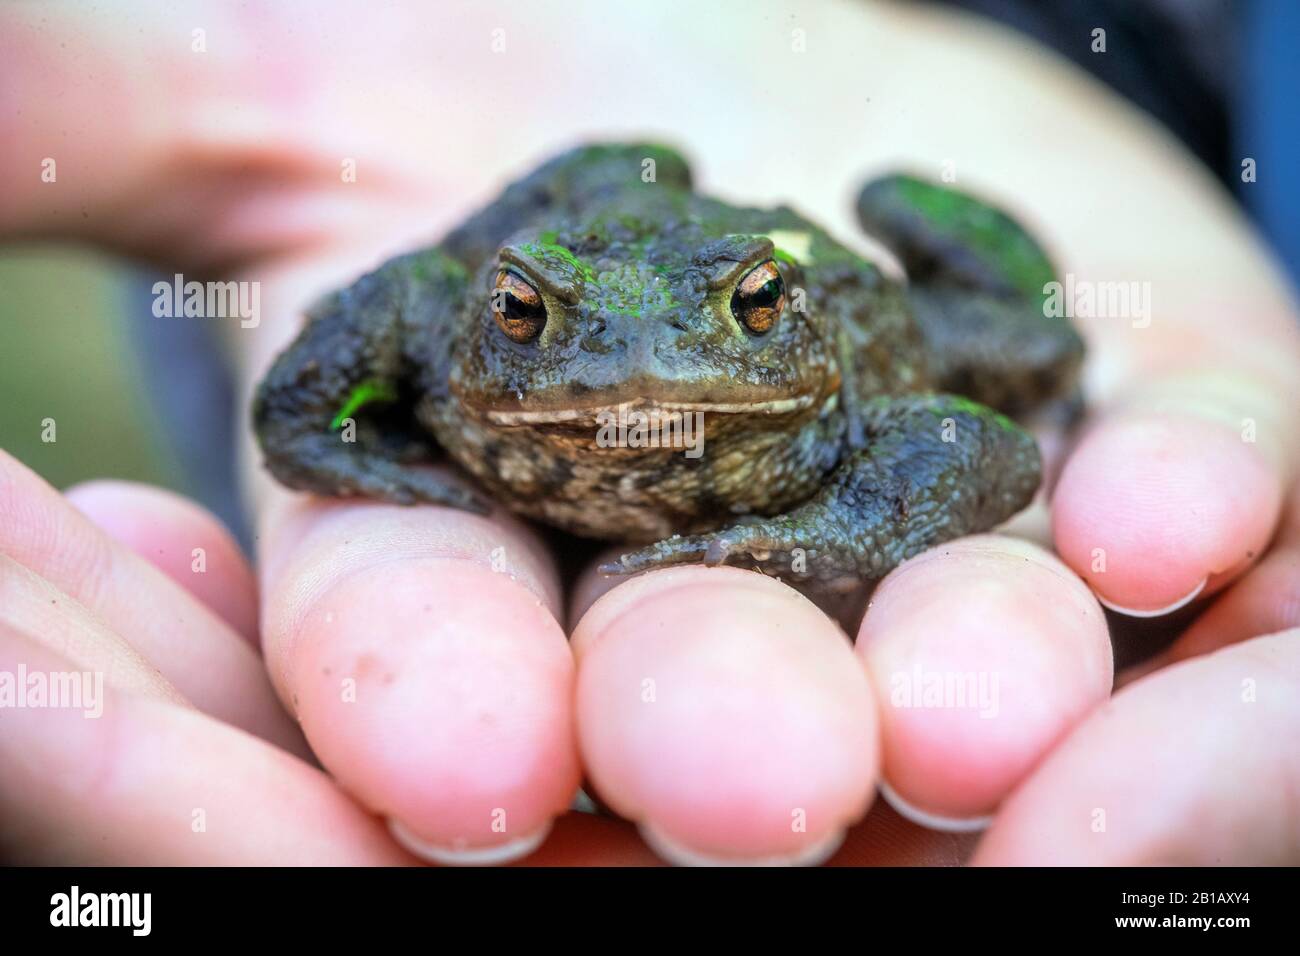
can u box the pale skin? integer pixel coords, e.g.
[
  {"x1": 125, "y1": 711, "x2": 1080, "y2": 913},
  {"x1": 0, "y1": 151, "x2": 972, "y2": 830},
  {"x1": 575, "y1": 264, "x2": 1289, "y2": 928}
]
[{"x1": 0, "y1": 1, "x2": 1297, "y2": 864}]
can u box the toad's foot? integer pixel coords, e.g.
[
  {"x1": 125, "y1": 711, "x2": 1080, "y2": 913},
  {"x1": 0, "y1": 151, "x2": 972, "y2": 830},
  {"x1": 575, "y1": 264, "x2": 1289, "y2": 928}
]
[
  {"x1": 603, "y1": 393, "x2": 1041, "y2": 591},
  {"x1": 601, "y1": 518, "x2": 868, "y2": 594},
  {"x1": 264, "y1": 434, "x2": 490, "y2": 514}
]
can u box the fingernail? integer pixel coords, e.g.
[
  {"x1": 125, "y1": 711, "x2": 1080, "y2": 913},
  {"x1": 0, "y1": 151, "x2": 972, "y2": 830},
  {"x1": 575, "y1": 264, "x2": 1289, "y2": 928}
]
[
  {"x1": 638, "y1": 823, "x2": 845, "y2": 867},
  {"x1": 1095, "y1": 576, "x2": 1207, "y2": 619},
  {"x1": 878, "y1": 780, "x2": 993, "y2": 833},
  {"x1": 387, "y1": 818, "x2": 551, "y2": 866}
]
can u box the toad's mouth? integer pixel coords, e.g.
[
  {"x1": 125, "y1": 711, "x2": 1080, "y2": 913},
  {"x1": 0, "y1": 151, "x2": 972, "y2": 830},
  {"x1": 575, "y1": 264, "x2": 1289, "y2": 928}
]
[{"x1": 481, "y1": 393, "x2": 818, "y2": 426}]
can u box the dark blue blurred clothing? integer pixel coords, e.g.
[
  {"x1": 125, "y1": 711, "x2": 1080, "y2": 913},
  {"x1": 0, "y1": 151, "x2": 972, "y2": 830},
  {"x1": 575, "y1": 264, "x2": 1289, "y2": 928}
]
[
  {"x1": 1240, "y1": 0, "x2": 1299, "y2": 286},
  {"x1": 127, "y1": 301, "x2": 248, "y2": 546}
]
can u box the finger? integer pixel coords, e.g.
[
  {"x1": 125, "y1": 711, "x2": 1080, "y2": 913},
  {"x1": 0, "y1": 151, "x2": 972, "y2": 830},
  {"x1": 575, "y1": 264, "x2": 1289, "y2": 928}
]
[
  {"x1": 855, "y1": 535, "x2": 1112, "y2": 826},
  {"x1": 0, "y1": 453, "x2": 299, "y2": 751},
  {"x1": 0, "y1": 553, "x2": 185, "y2": 706},
  {"x1": 0, "y1": 621, "x2": 411, "y2": 865},
  {"x1": 571, "y1": 566, "x2": 878, "y2": 866},
  {"x1": 974, "y1": 627, "x2": 1300, "y2": 865},
  {"x1": 257, "y1": 486, "x2": 580, "y2": 865},
  {"x1": 1053, "y1": 366, "x2": 1296, "y2": 617},
  {"x1": 65, "y1": 480, "x2": 258, "y2": 644},
  {"x1": 1120, "y1": 479, "x2": 1300, "y2": 685}
]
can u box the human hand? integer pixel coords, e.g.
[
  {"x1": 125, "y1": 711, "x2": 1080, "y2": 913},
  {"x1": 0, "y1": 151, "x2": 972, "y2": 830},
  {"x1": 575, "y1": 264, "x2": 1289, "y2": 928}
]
[{"x1": 3, "y1": 1, "x2": 1296, "y2": 865}]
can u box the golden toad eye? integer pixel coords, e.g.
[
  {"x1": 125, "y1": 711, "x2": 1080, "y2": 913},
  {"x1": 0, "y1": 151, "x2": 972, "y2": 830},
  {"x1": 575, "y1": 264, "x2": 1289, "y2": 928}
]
[
  {"x1": 730, "y1": 260, "x2": 786, "y2": 335},
  {"x1": 492, "y1": 271, "x2": 547, "y2": 343}
]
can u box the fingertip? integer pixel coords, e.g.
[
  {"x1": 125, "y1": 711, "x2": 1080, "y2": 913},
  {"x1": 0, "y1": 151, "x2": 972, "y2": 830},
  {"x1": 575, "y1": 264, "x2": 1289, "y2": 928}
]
[
  {"x1": 1052, "y1": 412, "x2": 1282, "y2": 615},
  {"x1": 573, "y1": 567, "x2": 878, "y2": 864},
  {"x1": 856, "y1": 536, "x2": 1111, "y2": 822},
  {"x1": 256, "y1": 494, "x2": 577, "y2": 858},
  {"x1": 284, "y1": 559, "x2": 579, "y2": 857}
]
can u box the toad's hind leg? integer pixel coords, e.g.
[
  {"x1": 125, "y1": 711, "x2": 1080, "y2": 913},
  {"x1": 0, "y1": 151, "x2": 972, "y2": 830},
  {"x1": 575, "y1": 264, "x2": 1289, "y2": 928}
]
[
  {"x1": 856, "y1": 175, "x2": 1084, "y2": 416},
  {"x1": 606, "y1": 394, "x2": 1040, "y2": 592}
]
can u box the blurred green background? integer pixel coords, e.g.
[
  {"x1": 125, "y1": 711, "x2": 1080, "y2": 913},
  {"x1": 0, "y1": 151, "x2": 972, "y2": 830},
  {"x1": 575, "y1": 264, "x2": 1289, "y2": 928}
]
[{"x1": 0, "y1": 246, "x2": 184, "y2": 491}]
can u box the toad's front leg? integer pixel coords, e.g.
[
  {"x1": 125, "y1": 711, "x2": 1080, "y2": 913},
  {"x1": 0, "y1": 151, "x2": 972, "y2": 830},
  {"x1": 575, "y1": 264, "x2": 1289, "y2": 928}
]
[
  {"x1": 605, "y1": 394, "x2": 1040, "y2": 591},
  {"x1": 253, "y1": 249, "x2": 487, "y2": 512}
]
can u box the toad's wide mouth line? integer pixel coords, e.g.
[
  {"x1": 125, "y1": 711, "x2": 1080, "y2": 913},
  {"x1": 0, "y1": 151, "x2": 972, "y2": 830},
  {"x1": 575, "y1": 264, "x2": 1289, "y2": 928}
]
[{"x1": 481, "y1": 393, "x2": 817, "y2": 425}]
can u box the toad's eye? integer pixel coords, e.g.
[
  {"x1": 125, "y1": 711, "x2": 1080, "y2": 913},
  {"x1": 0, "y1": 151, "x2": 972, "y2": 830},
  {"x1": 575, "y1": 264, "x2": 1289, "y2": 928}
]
[
  {"x1": 492, "y1": 271, "x2": 547, "y2": 343},
  {"x1": 730, "y1": 260, "x2": 786, "y2": 335}
]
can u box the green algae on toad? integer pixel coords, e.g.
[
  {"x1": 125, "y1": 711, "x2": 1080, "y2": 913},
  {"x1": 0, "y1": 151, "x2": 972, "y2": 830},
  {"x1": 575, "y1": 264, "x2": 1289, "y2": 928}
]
[{"x1": 253, "y1": 143, "x2": 1083, "y2": 592}]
